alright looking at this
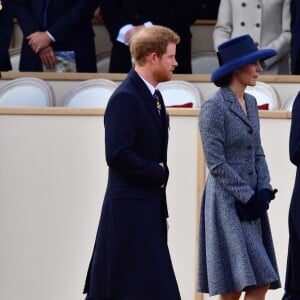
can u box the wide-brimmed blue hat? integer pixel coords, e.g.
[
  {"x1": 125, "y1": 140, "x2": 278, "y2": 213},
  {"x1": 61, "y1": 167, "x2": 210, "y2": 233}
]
[{"x1": 211, "y1": 34, "x2": 277, "y2": 83}]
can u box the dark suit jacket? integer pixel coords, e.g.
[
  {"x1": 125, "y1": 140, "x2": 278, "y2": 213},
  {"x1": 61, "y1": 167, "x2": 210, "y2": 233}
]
[
  {"x1": 101, "y1": 0, "x2": 201, "y2": 73},
  {"x1": 15, "y1": 0, "x2": 98, "y2": 72},
  {"x1": 291, "y1": 0, "x2": 300, "y2": 74},
  {"x1": 0, "y1": 0, "x2": 14, "y2": 71},
  {"x1": 198, "y1": 0, "x2": 220, "y2": 20},
  {"x1": 83, "y1": 70, "x2": 181, "y2": 300},
  {"x1": 284, "y1": 92, "x2": 300, "y2": 293}
]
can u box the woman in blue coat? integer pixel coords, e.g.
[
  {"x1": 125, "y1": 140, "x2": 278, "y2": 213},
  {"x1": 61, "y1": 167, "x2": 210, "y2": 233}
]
[
  {"x1": 198, "y1": 35, "x2": 281, "y2": 299},
  {"x1": 282, "y1": 93, "x2": 300, "y2": 300}
]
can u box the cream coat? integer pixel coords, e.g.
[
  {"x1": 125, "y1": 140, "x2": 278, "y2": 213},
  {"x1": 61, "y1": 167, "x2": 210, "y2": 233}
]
[{"x1": 213, "y1": 0, "x2": 291, "y2": 74}]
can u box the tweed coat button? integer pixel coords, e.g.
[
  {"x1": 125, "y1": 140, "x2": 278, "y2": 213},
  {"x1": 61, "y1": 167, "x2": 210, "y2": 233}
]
[
  {"x1": 247, "y1": 128, "x2": 253, "y2": 134},
  {"x1": 248, "y1": 171, "x2": 254, "y2": 176}
]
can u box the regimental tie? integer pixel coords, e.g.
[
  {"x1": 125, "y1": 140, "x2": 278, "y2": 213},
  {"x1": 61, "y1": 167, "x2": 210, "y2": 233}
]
[{"x1": 153, "y1": 90, "x2": 161, "y2": 116}]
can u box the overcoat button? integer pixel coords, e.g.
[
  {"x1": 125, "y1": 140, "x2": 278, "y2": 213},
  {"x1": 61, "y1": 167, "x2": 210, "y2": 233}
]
[{"x1": 241, "y1": 22, "x2": 245, "y2": 26}]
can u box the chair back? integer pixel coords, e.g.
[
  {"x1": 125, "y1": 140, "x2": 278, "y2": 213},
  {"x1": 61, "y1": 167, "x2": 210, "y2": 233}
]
[
  {"x1": 192, "y1": 51, "x2": 219, "y2": 74},
  {"x1": 245, "y1": 81, "x2": 280, "y2": 110},
  {"x1": 157, "y1": 80, "x2": 203, "y2": 108},
  {"x1": 0, "y1": 77, "x2": 54, "y2": 107},
  {"x1": 281, "y1": 90, "x2": 299, "y2": 111},
  {"x1": 62, "y1": 79, "x2": 118, "y2": 108}
]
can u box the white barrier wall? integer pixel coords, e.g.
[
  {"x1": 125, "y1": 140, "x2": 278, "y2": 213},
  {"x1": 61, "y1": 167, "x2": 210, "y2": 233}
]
[{"x1": 0, "y1": 109, "x2": 293, "y2": 300}]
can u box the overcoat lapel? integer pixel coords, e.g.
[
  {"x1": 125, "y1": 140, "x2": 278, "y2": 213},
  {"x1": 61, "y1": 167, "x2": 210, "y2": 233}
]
[
  {"x1": 221, "y1": 87, "x2": 254, "y2": 129},
  {"x1": 129, "y1": 70, "x2": 164, "y2": 135}
]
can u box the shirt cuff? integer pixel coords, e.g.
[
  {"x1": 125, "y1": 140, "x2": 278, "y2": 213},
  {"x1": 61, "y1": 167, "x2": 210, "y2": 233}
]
[
  {"x1": 116, "y1": 24, "x2": 134, "y2": 45},
  {"x1": 144, "y1": 21, "x2": 153, "y2": 27},
  {"x1": 46, "y1": 31, "x2": 55, "y2": 42}
]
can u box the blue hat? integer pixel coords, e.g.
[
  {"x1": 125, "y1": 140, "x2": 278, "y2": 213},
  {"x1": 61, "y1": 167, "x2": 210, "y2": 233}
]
[{"x1": 211, "y1": 34, "x2": 277, "y2": 83}]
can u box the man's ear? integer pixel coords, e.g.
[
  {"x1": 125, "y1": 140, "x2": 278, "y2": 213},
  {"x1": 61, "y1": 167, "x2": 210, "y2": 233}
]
[{"x1": 148, "y1": 52, "x2": 159, "y2": 65}]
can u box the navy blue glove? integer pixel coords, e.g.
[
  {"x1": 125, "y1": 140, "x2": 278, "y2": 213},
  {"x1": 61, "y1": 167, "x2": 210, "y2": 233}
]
[
  {"x1": 257, "y1": 188, "x2": 278, "y2": 203},
  {"x1": 235, "y1": 188, "x2": 277, "y2": 221}
]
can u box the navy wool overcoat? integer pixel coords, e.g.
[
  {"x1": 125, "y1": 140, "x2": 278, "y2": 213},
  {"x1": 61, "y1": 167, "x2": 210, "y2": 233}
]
[
  {"x1": 83, "y1": 70, "x2": 181, "y2": 300},
  {"x1": 284, "y1": 92, "x2": 300, "y2": 293}
]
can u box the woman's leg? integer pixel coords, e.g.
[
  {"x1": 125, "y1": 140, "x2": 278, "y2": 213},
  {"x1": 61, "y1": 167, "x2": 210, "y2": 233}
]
[
  {"x1": 218, "y1": 292, "x2": 242, "y2": 300},
  {"x1": 244, "y1": 284, "x2": 270, "y2": 300}
]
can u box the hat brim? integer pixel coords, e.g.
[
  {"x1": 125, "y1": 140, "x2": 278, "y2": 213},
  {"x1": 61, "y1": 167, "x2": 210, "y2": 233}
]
[{"x1": 211, "y1": 48, "x2": 277, "y2": 83}]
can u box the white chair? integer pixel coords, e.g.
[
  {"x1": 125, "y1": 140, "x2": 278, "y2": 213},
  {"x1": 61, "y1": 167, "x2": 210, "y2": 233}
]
[
  {"x1": 281, "y1": 90, "x2": 300, "y2": 111},
  {"x1": 0, "y1": 77, "x2": 54, "y2": 107},
  {"x1": 245, "y1": 81, "x2": 280, "y2": 110},
  {"x1": 62, "y1": 78, "x2": 117, "y2": 108},
  {"x1": 157, "y1": 80, "x2": 203, "y2": 108},
  {"x1": 9, "y1": 47, "x2": 21, "y2": 71},
  {"x1": 192, "y1": 51, "x2": 219, "y2": 74}
]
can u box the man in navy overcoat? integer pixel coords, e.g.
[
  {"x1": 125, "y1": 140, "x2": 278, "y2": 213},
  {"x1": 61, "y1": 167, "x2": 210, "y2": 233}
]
[
  {"x1": 282, "y1": 93, "x2": 300, "y2": 299},
  {"x1": 83, "y1": 25, "x2": 181, "y2": 300},
  {"x1": 14, "y1": 0, "x2": 98, "y2": 72}
]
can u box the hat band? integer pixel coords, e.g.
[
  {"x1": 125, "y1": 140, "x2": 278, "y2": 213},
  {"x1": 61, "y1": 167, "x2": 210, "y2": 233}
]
[{"x1": 219, "y1": 38, "x2": 258, "y2": 66}]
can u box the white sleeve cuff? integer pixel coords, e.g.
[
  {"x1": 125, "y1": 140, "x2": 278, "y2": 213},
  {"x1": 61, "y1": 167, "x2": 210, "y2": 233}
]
[
  {"x1": 144, "y1": 21, "x2": 153, "y2": 27},
  {"x1": 116, "y1": 24, "x2": 134, "y2": 45},
  {"x1": 46, "y1": 31, "x2": 55, "y2": 42}
]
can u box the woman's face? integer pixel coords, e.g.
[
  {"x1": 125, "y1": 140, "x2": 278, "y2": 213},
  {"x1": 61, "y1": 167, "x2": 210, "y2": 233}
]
[{"x1": 233, "y1": 61, "x2": 263, "y2": 87}]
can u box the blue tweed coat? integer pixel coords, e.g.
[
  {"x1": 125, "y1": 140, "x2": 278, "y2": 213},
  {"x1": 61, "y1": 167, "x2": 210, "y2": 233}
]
[{"x1": 198, "y1": 87, "x2": 281, "y2": 296}]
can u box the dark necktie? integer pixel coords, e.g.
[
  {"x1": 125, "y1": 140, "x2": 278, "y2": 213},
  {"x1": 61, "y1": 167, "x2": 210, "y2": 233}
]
[{"x1": 153, "y1": 90, "x2": 161, "y2": 116}]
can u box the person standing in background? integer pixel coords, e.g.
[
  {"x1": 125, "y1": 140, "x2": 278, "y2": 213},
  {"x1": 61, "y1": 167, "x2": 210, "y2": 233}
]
[
  {"x1": 198, "y1": 34, "x2": 281, "y2": 299},
  {"x1": 83, "y1": 25, "x2": 181, "y2": 300},
  {"x1": 198, "y1": 0, "x2": 220, "y2": 20},
  {"x1": 101, "y1": 0, "x2": 200, "y2": 74},
  {"x1": 282, "y1": 93, "x2": 300, "y2": 300},
  {"x1": 213, "y1": 0, "x2": 291, "y2": 74},
  {"x1": 0, "y1": 0, "x2": 14, "y2": 71},
  {"x1": 290, "y1": 0, "x2": 300, "y2": 74},
  {"x1": 14, "y1": 0, "x2": 98, "y2": 72},
  {"x1": 93, "y1": 1, "x2": 102, "y2": 22}
]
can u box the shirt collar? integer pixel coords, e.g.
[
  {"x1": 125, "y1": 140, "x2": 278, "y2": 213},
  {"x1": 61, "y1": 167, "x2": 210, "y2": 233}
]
[{"x1": 137, "y1": 73, "x2": 156, "y2": 96}]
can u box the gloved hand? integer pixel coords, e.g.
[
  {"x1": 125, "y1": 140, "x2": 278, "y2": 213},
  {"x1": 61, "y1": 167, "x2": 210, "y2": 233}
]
[
  {"x1": 236, "y1": 188, "x2": 278, "y2": 221},
  {"x1": 235, "y1": 190, "x2": 271, "y2": 221},
  {"x1": 257, "y1": 188, "x2": 278, "y2": 203}
]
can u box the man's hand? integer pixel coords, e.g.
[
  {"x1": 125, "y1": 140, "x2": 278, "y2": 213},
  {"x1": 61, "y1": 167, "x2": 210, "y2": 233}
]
[
  {"x1": 125, "y1": 25, "x2": 144, "y2": 44},
  {"x1": 27, "y1": 32, "x2": 52, "y2": 53},
  {"x1": 39, "y1": 46, "x2": 56, "y2": 68},
  {"x1": 93, "y1": 6, "x2": 102, "y2": 22}
]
